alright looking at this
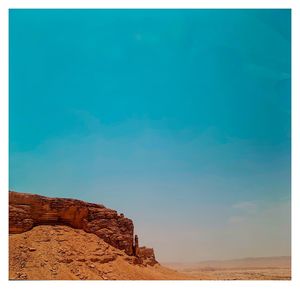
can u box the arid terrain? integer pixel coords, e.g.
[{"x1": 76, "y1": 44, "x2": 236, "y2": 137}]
[
  {"x1": 9, "y1": 225, "x2": 189, "y2": 280},
  {"x1": 9, "y1": 191, "x2": 191, "y2": 280},
  {"x1": 9, "y1": 191, "x2": 291, "y2": 280},
  {"x1": 164, "y1": 256, "x2": 291, "y2": 280}
]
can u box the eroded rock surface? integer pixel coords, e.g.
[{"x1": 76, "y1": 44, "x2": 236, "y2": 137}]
[
  {"x1": 9, "y1": 225, "x2": 187, "y2": 280},
  {"x1": 9, "y1": 191, "x2": 157, "y2": 265}
]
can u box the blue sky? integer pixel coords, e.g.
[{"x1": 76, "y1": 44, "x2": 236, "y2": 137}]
[{"x1": 9, "y1": 9, "x2": 291, "y2": 262}]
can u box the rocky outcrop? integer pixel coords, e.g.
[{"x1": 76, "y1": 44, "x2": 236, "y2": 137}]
[
  {"x1": 9, "y1": 191, "x2": 157, "y2": 266},
  {"x1": 138, "y1": 247, "x2": 157, "y2": 266}
]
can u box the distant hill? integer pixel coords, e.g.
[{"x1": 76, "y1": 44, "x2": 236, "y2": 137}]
[
  {"x1": 163, "y1": 256, "x2": 291, "y2": 280},
  {"x1": 165, "y1": 256, "x2": 291, "y2": 270}
]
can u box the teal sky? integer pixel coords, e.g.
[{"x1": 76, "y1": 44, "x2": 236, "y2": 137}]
[{"x1": 9, "y1": 9, "x2": 291, "y2": 262}]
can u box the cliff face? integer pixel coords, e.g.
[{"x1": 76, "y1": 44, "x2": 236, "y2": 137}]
[{"x1": 9, "y1": 191, "x2": 157, "y2": 265}]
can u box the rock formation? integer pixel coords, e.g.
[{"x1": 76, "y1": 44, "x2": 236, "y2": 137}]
[
  {"x1": 9, "y1": 191, "x2": 157, "y2": 266},
  {"x1": 9, "y1": 225, "x2": 188, "y2": 280},
  {"x1": 133, "y1": 234, "x2": 139, "y2": 256},
  {"x1": 138, "y1": 247, "x2": 157, "y2": 266}
]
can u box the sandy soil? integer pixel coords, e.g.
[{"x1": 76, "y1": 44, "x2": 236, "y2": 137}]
[
  {"x1": 9, "y1": 225, "x2": 190, "y2": 280},
  {"x1": 164, "y1": 256, "x2": 291, "y2": 280}
]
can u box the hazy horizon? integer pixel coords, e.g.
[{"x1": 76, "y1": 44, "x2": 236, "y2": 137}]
[{"x1": 9, "y1": 9, "x2": 291, "y2": 263}]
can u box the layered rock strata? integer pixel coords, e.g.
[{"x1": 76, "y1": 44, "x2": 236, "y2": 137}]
[{"x1": 9, "y1": 191, "x2": 157, "y2": 265}]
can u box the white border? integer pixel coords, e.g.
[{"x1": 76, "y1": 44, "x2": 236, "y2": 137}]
[{"x1": 1, "y1": 1, "x2": 298, "y2": 289}]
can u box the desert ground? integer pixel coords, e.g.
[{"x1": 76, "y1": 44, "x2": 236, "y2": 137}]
[
  {"x1": 9, "y1": 224, "x2": 291, "y2": 280},
  {"x1": 9, "y1": 225, "x2": 190, "y2": 280},
  {"x1": 164, "y1": 256, "x2": 291, "y2": 280}
]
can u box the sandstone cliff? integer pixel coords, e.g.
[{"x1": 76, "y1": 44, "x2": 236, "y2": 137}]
[{"x1": 9, "y1": 191, "x2": 157, "y2": 266}]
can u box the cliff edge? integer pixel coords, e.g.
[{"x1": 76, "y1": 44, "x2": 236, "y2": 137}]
[{"x1": 9, "y1": 191, "x2": 157, "y2": 266}]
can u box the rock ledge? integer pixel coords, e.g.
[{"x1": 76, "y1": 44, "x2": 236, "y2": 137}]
[{"x1": 9, "y1": 191, "x2": 157, "y2": 266}]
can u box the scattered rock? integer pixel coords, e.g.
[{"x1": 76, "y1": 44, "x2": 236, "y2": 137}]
[
  {"x1": 90, "y1": 257, "x2": 100, "y2": 262},
  {"x1": 79, "y1": 275, "x2": 88, "y2": 280},
  {"x1": 17, "y1": 272, "x2": 27, "y2": 279},
  {"x1": 36, "y1": 238, "x2": 50, "y2": 242},
  {"x1": 99, "y1": 255, "x2": 116, "y2": 264},
  {"x1": 93, "y1": 252, "x2": 105, "y2": 257},
  {"x1": 58, "y1": 258, "x2": 73, "y2": 264},
  {"x1": 9, "y1": 224, "x2": 195, "y2": 280},
  {"x1": 20, "y1": 261, "x2": 26, "y2": 268}
]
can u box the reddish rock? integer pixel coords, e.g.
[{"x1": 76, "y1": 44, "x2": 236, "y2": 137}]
[
  {"x1": 133, "y1": 234, "x2": 140, "y2": 256},
  {"x1": 9, "y1": 191, "x2": 157, "y2": 265},
  {"x1": 137, "y1": 247, "x2": 158, "y2": 266}
]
